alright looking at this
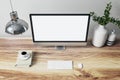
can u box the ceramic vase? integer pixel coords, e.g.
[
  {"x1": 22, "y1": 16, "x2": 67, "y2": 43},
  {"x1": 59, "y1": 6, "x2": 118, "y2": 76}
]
[{"x1": 92, "y1": 25, "x2": 108, "y2": 47}]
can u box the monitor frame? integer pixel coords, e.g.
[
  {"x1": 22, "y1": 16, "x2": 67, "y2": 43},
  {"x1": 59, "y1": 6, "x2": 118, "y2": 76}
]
[{"x1": 30, "y1": 14, "x2": 90, "y2": 46}]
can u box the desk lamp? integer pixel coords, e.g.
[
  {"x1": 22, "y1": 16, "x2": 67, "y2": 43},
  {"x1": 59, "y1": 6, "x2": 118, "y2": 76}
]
[{"x1": 5, "y1": 0, "x2": 28, "y2": 35}]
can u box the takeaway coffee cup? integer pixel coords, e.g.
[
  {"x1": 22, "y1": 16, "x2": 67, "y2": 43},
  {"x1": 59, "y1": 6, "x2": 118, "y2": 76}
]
[{"x1": 19, "y1": 51, "x2": 31, "y2": 60}]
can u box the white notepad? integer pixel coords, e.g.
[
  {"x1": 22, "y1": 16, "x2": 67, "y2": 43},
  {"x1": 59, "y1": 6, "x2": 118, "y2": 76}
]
[{"x1": 48, "y1": 60, "x2": 73, "y2": 69}]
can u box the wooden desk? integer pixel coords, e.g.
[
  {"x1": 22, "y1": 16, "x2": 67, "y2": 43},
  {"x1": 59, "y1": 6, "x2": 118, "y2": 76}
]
[{"x1": 0, "y1": 38, "x2": 120, "y2": 80}]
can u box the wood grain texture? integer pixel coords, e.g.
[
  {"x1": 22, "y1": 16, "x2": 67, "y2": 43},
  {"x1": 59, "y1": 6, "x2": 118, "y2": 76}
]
[{"x1": 0, "y1": 38, "x2": 120, "y2": 80}]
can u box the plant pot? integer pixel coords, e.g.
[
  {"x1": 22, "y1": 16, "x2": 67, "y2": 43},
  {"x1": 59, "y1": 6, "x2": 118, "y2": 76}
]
[{"x1": 92, "y1": 25, "x2": 108, "y2": 47}]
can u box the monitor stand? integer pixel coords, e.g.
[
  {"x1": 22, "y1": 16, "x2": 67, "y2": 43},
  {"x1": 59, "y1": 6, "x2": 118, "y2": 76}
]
[{"x1": 55, "y1": 46, "x2": 66, "y2": 50}]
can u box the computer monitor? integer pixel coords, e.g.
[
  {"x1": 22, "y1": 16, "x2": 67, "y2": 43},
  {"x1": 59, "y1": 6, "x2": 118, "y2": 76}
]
[{"x1": 30, "y1": 14, "x2": 90, "y2": 46}]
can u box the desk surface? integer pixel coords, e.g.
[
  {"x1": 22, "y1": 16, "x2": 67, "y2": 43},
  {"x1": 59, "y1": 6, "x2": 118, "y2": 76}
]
[{"x1": 0, "y1": 38, "x2": 120, "y2": 80}]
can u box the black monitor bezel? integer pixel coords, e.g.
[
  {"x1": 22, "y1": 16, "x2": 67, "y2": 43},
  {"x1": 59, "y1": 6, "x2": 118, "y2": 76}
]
[{"x1": 30, "y1": 14, "x2": 90, "y2": 43}]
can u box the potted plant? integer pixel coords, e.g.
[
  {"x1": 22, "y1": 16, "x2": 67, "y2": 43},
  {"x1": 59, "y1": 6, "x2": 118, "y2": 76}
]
[{"x1": 90, "y1": 2, "x2": 120, "y2": 47}]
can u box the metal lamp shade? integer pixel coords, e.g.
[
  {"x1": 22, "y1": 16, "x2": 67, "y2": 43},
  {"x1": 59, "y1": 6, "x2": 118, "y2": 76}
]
[{"x1": 5, "y1": 11, "x2": 28, "y2": 35}]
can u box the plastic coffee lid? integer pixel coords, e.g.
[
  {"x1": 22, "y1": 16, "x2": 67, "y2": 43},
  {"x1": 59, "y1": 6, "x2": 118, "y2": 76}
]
[{"x1": 19, "y1": 52, "x2": 31, "y2": 60}]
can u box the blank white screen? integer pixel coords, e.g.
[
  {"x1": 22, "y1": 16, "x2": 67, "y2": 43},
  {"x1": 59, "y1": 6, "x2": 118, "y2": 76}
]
[{"x1": 31, "y1": 15, "x2": 89, "y2": 41}]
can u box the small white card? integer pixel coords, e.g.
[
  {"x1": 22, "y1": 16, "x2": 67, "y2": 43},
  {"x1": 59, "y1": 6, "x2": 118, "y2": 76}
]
[{"x1": 48, "y1": 60, "x2": 73, "y2": 69}]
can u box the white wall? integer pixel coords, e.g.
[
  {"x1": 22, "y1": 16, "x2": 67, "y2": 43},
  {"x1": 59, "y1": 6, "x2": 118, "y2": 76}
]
[{"x1": 0, "y1": 0, "x2": 120, "y2": 39}]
